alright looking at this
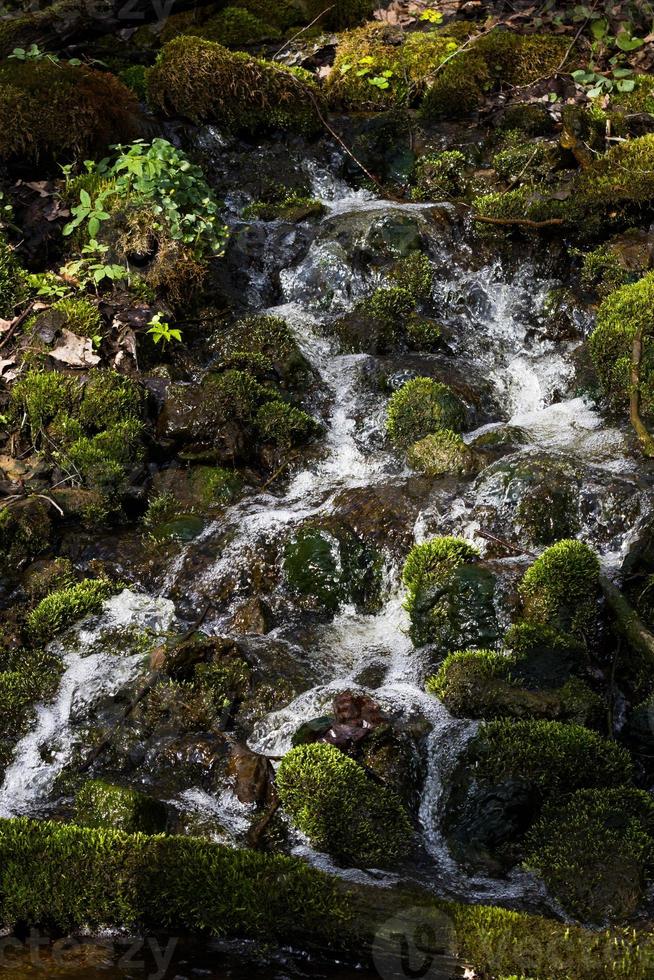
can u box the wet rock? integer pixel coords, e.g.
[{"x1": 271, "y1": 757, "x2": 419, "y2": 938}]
[
  {"x1": 141, "y1": 733, "x2": 229, "y2": 794},
  {"x1": 231, "y1": 597, "x2": 273, "y2": 635},
  {"x1": 227, "y1": 743, "x2": 274, "y2": 806}
]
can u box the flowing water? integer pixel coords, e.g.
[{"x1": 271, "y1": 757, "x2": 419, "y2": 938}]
[{"x1": 1, "y1": 151, "x2": 651, "y2": 934}]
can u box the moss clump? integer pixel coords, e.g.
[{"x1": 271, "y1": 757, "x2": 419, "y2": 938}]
[
  {"x1": 0, "y1": 498, "x2": 53, "y2": 567},
  {"x1": 26, "y1": 577, "x2": 116, "y2": 644},
  {"x1": 524, "y1": 788, "x2": 654, "y2": 922},
  {"x1": 0, "y1": 647, "x2": 63, "y2": 739},
  {"x1": 403, "y1": 536, "x2": 498, "y2": 649},
  {"x1": 118, "y1": 64, "x2": 148, "y2": 100},
  {"x1": 472, "y1": 719, "x2": 631, "y2": 801},
  {"x1": 0, "y1": 816, "x2": 343, "y2": 939},
  {"x1": 76, "y1": 781, "x2": 167, "y2": 835},
  {"x1": 0, "y1": 59, "x2": 140, "y2": 163},
  {"x1": 386, "y1": 377, "x2": 465, "y2": 449},
  {"x1": 284, "y1": 524, "x2": 381, "y2": 613},
  {"x1": 243, "y1": 193, "x2": 325, "y2": 222},
  {"x1": 407, "y1": 429, "x2": 479, "y2": 477},
  {"x1": 189, "y1": 467, "x2": 243, "y2": 507},
  {"x1": 189, "y1": 6, "x2": 281, "y2": 46},
  {"x1": 519, "y1": 540, "x2": 600, "y2": 639},
  {"x1": 580, "y1": 243, "x2": 634, "y2": 298},
  {"x1": 492, "y1": 130, "x2": 559, "y2": 185},
  {"x1": 58, "y1": 419, "x2": 144, "y2": 494},
  {"x1": 411, "y1": 150, "x2": 467, "y2": 201},
  {"x1": 427, "y1": 649, "x2": 602, "y2": 725},
  {"x1": 472, "y1": 182, "x2": 567, "y2": 227},
  {"x1": 421, "y1": 30, "x2": 571, "y2": 121},
  {"x1": 11, "y1": 370, "x2": 75, "y2": 441},
  {"x1": 387, "y1": 251, "x2": 433, "y2": 300},
  {"x1": 78, "y1": 369, "x2": 143, "y2": 431},
  {"x1": 327, "y1": 24, "x2": 460, "y2": 110},
  {"x1": 147, "y1": 36, "x2": 321, "y2": 135},
  {"x1": 0, "y1": 236, "x2": 26, "y2": 318},
  {"x1": 276, "y1": 742, "x2": 412, "y2": 865},
  {"x1": 49, "y1": 297, "x2": 103, "y2": 339},
  {"x1": 215, "y1": 314, "x2": 312, "y2": 392},
  {"x1": 589, "y1": 272, "x2": 654, "y2": 412},
  {"x1": 255, "y1": 401, "x2": 317, "y2": 448}
]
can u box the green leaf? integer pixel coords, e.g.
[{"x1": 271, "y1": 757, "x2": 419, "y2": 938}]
[
  {"x1": 616, "y1": 78, "x2": 636, "y2": 91},
  {"x1": 616, "y1": 33, "x2": 644, "y2": 50},
  {"x1": 79, "y1": 189, "x2": 91, "y2": 209},
  {"x1": 88, "y1": 216, "x2": 100, "y2": 238}
]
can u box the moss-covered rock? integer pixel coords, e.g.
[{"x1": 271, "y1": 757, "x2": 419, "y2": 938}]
[
  {"x1": 187, "y1": 6, "x2": 281, "y2": 46},
  {"x1": 76, "y1": 780, "x2": 168, "y2": 835},
  {"x1": 421, "y1": 30, "x2": 571, "y2": 121},
  {"x1": 276, "y1": 742, "x2": 412, "y2": 865},
  {"x1": 503, "y1": 621, "x2": 587, "y2": 688},
  {"x1": 0, "y1": 235, "x2": 26, "y2": 318},
  {"x1": 407, "y1": 429, "x2": 480, "y2": 477},
  {"x1": 386, "y1": 377, "x2": 465, "y2": 449},
  {"x1": 283, "y1": 523, "x2": 381, "y2": 613},
  {"x1": 254, "y1": 401, "x2": 318, "y2": 449},
  {"x1": 402, "y1": 537, "x2": 498, "y2": 649},
  {"x1": 214, "y1": 314, "x2": 313, "y2": 393},
  {"x1": 411, "y1": 150, "x2": 467, "y2": 201},
  {"x1": 0, "y1": 498, "x2": 53, "y2": 569},
  {"x1": 427, "y1": 649, "x2": 602, "y2": 725},
  {"x1": 589, "y1": 271, "x2": 654, "y2": 412},
  {"x1": 26, "y1": 577, "x2": 116, "y2": 644},
  {"x1": 147, "y1": 36, "x2": 321, "y2": 135},
  {"x1": 327, "y1": 23, "x2": 460, "y2": 110},
  {"x1": 0, "y1": 58, "x2": 140, "y2": 163},
  {"x1": 492, "y1": 130, "x2": 560, "y2": 185},
  {"x1": 519, "y1": 540, "x2": 600, "y2": 639},
  {"x1": 524, "y1": 788, "x2": 654, "y2": 922}
]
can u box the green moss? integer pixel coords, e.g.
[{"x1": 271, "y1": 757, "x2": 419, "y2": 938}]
[
  {"x1": 49, "y1": 296, "x2": 103, "y2": 338},
  {"x1": 406, "y1": 429, "x2": 479, "y2": 476},
  {"x1": 0, "y1": 816, "x2": 344, "y2": 938},
  {"x1": 304, "y1": 0, "x2": 375, "y2": 29},
  {"x1": 147, "y1": 36, "x2": 321, "y2": 135},
  {"x1": 0, "y1": 59, "x2": 140, "y2": 163},
  {"x1": 78, "y1": 370, "x2": 143, "y2": 432},
  {"x1": 519, "y1": 540, "x2": 600, "y2": 639},
  {"x1": 496, "y1": 102, "x2": 554, "y2": 135},
  {"x1": 472, "y1": 719, "x2": 631, "y2": 800},
  {"x1": 524, "y1": 788, "x2": 654, "y2": 922},
  {"x1": 243, "y1": 194, "x2": 325, "y2": 222},
  {"x1": 189, "y1": 466, "x2": 243, "y2": 507},
  {"x1": 26, "y1": 577, "x2": 116, "y2": 644},
  {"x1": 76, "y1": 781, "x2": 167, "y2": 835},
  {"x1": 411, "y1": 150, "x2": 467, "y2": 201},
  {"x1": 194, "y1": 656, "x2": 251, "y2": 713},
  {"x1": 421, "y1": 30, "x2": 572, "y2": 121},
  {"x1": 427, "y1": 649, "x2": 602, "y2": 725},
  {"x1": 387, "y1": 251, "x2": 433, "y2": 300},
  {"x1": 492, "y1": 130, "x2": 559, "y2": 184},
  {"x1": 386, "y1": 377, "x2": 465, "y2": 448},
  {"x1": 189, "y1": 6, "x2": 281, "y2": 46},
  {"x1": 276, "y1": 742, "x2": 412, "y2": 865},
  {"x1": 580, "y1": 243, "x2": 634, "y2": 297},
  {"x1": 118, "y1": 64, "x2": 148, "y2": 100},
  {"x1": 0, "y1": 235, "x2": 26, "y2": 318},
  {"x1": 402, "y1": 536, "x2": 497, "y2": 649},
  {"x1": 472, "y1": 182, "x2": 568, "y2": 227},
  {"x1": 215, "y1": 314, "x2": 312, "y2": 391},
  {"x1": 327, "y1": 24, "x2": 460, "y2": 110},
  {"x1": 284, "y1": 524, "x2": 382, "y2": 613},
  {"x1": 610, "y1": 73, "x2": 654, "y2": 115},
  {"x1": 589, "y1": 271, "x2": 654, "y2": 412},
  {"x1": 11, "y1": 370, "x2": 75, "y2": 440},
  {"x1": 0, "y1": 499, "x2": 52, "y2": 567},
  {"x1": 254, "y1": 401, "x2": 318, "y2": 448},
  {"x1": 58, "y1": 419, "x2": 144, "y2": 494},
  {"x1": 0, "y1": 648, "x2": 63, "y2": 738}
]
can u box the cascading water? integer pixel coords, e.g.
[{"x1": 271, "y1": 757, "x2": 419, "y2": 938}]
[{"x1": 1, "y1": 152, "x2": 649, "y2": 918}]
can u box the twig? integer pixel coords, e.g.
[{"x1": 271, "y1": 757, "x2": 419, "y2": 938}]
[
  {"x1": 504, "y1": 148, "x2": 540, "y2": 192},
  {"x1": 473, "y1": 214, "x2": 564, "y2": 229},
  {"x1": 556, "y1": 0, "x2": 599, "y2": 73},
  {"x1": 476, "y1": 528, "x2": 537, "y2": 557},
  {"x1": 273, "y1": 4, "x2": 335, "y2": 60},
  {"x1": 0, "y1": 301, "x2": 36, "y2": 352}
]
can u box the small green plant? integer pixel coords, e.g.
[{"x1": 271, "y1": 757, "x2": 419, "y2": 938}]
[
  {"x1": 340, "y1": 55, "x2": 394, "y2": 91},
  {"x1": 8, "y1": 44, "x2": 49, "y2": 62},
  {"x1": 25, "y1": 273, "x2": 70, "y2": 300},
  {"x1": 420, "y1": 8, "x2": 444, "y2": 24},
  {"x1": 63, "y1": 188, "x2": 111, "y2": 239},
  {"x1": 61, "y1": 241, "x2": 129, "y2": 290},
  {"x1": 146, "y1": 312, "x2": 182, "y2": 350}
]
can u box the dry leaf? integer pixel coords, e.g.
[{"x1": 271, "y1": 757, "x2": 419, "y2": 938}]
[{"x1": 49, "y1": 329, "x2": 100, "y2": 368}]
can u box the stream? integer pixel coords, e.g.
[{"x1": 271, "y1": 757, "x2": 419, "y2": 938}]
[{"x1": 1, "y1": 144, "x2": 652, "y2": 974}]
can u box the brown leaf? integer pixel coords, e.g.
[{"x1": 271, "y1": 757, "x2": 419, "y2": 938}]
[{"x1": 49, "y1": 329, "x2": 100, "y2": 368}]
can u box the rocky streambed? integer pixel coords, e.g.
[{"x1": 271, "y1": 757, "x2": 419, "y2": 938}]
[{"x1": 2, "y1": 3, "x2": 654, "y2": 978}]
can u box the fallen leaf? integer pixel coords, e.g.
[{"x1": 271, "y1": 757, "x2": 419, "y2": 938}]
[{"x1": 49, "y1": 329, "x2": 100, "y2": 368}]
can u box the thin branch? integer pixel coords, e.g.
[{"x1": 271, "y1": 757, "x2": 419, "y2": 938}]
[
  {"x1": 629, "y1": 323, "x2": 654, "y2": 457},
  {"x1": 472, "y1": 214, "x2": 564, "y2": 229},
  {"x1": 273, "y1": 4, "x2": 335, "y2": 61}
]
